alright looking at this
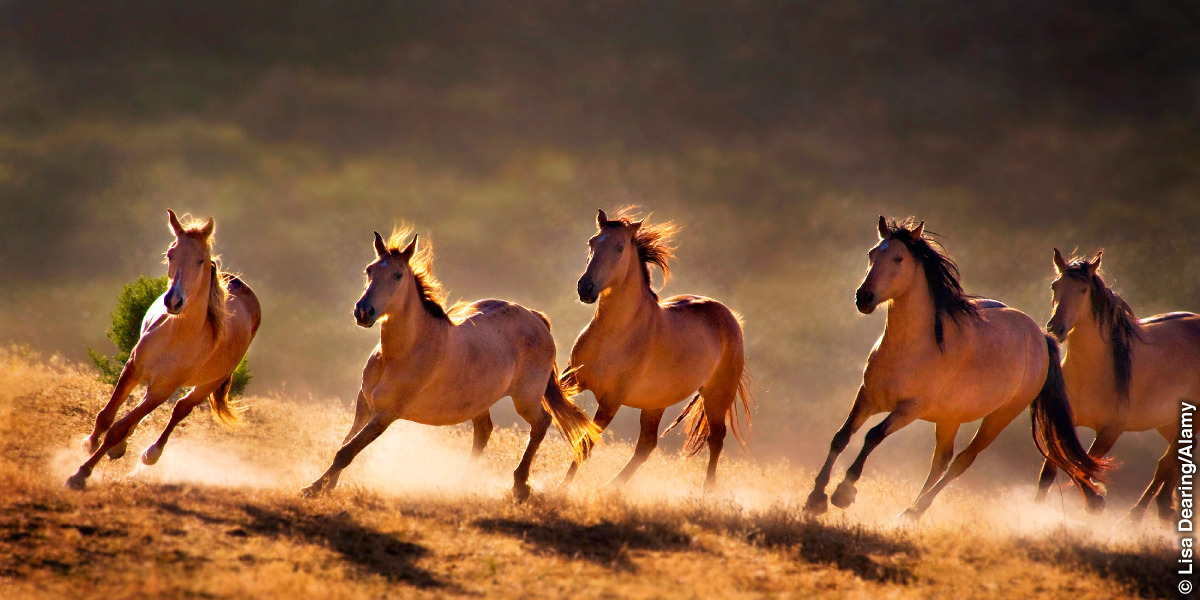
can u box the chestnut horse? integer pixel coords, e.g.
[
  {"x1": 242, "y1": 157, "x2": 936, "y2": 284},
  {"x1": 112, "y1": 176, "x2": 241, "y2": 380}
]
[
  {"x1": 67, "y1": 210, "x2": 261, "y2": 490},
  {"x1": 1038, "y1": 249, "x2": 1200, "y2": 521},
  {"x1": 805, "y1": 217, "x2": 1108, "y2": 519},
  {"x1": 302, "y1": 230, "x2": 599, "y2": 500},
  {"x1": 559, "y1": 208, "x2": 751, "y2": 492}
]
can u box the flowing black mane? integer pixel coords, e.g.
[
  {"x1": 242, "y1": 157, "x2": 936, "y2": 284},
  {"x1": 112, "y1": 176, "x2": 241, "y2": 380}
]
[
  {"x1": 1062, "y1": 260, "x2": 1143, "y2": 400},
  {"x1": 882, "y1": 219, "x2": 980, "y2": 350}
]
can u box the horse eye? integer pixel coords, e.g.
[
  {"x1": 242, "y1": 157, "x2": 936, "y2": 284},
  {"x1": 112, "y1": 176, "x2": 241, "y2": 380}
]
[
  {"x1": 616, "y1": 245, "x2": 624, "y2": 253},
  {"x1": 894, "y1": 256, "x2": 903, "y2": 263},
  {"x1": 196, "y1": 260, "x2": 205, "y2": 266},
  {"x1": 393, "y1": 272, "x2": 402, "y2": 280}
]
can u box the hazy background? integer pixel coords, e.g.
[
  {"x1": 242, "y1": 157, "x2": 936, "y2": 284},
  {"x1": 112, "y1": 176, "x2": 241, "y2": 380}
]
[{"x1": 2, "y1": 1, "x2": 1198, "y2": 503}]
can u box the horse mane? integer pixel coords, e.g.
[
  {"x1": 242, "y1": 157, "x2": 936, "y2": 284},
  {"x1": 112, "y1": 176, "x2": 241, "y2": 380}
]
[
  {"x1": 384, "y1": 228, "x2": 475, "y2": 324},
  {"x1": 881, "y1": 218, "x2": 980, "y2": 350},
  {"x1": 176, "y1": 217, "x2": 229, "y2": 339},
  {"x1": 603, "y1": 206, "x2": 678, "y2": 301},
  {"x1": 1062, "y1": 258, "x2": 1143, "y2": 400}
]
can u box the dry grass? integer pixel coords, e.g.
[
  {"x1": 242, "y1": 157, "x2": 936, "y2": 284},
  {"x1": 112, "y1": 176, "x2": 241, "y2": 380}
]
[{"x1": 0, "y1": 348, "x2": 1174, "y2": 599}]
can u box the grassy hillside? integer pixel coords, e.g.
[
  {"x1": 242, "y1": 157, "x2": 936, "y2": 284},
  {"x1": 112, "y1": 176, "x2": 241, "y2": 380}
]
[{"x1": 0, "y1": 349, "x2": 1174, "y2": 598}]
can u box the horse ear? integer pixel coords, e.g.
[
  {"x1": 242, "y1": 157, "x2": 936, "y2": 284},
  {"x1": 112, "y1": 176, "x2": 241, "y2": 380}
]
[
  {"x1": 167, "y1": 209, "x2": 184, "y2": 236},
  {"x1": 399, "y1": 234, "x2": 418, "y2": 262},
  {"x1": 597, "y1": 208, "x2": 609, "y2": 227},
  {"x1": 1088, "y1": 250, "x2": 1103, "y2": 276},
  {"x1": 912, "y1": 220, "x2": 924, "y2": 238},
  {"x1": 877, "y1": 216, "x2": 888, "y2": 239},
  {"x1": 630, "y1": 218, "x2": 645, "y2": 232},
  {"x1": 198, "y1": 216, "x2": 215, "y2": 239},
  {"x1": 1052, "y1": 248, "x2": 1068, "y2": 273},
  {"x1": 373, "y1": 231, "x2": 387, "y2": 257}
]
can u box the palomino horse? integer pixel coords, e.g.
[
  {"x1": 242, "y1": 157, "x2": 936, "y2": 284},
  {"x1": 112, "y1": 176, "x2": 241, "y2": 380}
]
[
  {"x1": 560, "y1": 208, "x2": 751, "y2": 492},
  {"x1": 804, "y1": 217, "x2": 1108, "y2": 519},
  {"x1": 67, "y1": 210, "x2": 261, "y2": 490},
  {"x1": 302, "y1": 230, "x2": 599, "y2": 500},
  {"x1": 1038, "y1": 249, "x2": 1200, "y2": 521}
]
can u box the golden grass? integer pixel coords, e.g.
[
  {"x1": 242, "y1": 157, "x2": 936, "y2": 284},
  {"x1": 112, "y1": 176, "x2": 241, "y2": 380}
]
[{"x1": 0, "y1": 348, "x2": 1175, "y2": 599}]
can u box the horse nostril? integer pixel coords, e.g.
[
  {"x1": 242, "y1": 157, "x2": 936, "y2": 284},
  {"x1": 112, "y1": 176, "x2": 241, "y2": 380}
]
[
  {"x1": 367, "y1": 307, "x2": 376, "y2": 317},
  {"x1": 855, "y1": 289, "x2": 874, "y2": 307}
]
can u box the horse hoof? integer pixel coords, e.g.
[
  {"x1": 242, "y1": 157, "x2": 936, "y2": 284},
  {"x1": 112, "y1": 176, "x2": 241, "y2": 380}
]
[
  {"x1": 512, "y1": 483, "x2": 532, "y2": 503},
  {"x1": 1157, "y1": 508, "x2": 1177, "y2": 523},
  {"x1": 1084, "y1": 493, "x2": 1106, "y2": 515},
  {"x1": 64, "y1": 474, "x2": 87, "y2": 491},
  {"x1": 141, "y1": 445, "x2": 162, "y2": 465},
  {"x1": 1033, "y1": 489, "x2": 1048, "y2": 504},
  {"x1": 830, "y1": 481, "x2": 857, "y2": 509},
  {"x1": 106, "y1": 440, "x2": 128, "y2": 460},
  {"x1": 300, "y1": 484, "x2": 323, "y2": 498},
  {"x1": 897, "y1": 507, "x2": 923, "y2": 522},
  {"x1": 804, "y1": 491, "x2": 829, "y2": 515},
  {"x1": 82, "y1": 436, "x2": 98, "y2": 454}
]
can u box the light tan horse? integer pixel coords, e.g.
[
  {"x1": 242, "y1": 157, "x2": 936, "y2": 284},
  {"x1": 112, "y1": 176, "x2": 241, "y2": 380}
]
[
  {"x1": 67, "y1": 210, "x2": 261, "y2": 490},
  {"x1": 559, "y1": 208, "x2": 752, "y2": 492},
  {"x1": 302, "y1": 230, "x2": 599, "y2": 500},
  {"x1": 804, "y1": 217, "x2": 1109, "y2": 519},
  {"x1": 1038, "y1": 249, "x2": 1200, "y2": 521}
]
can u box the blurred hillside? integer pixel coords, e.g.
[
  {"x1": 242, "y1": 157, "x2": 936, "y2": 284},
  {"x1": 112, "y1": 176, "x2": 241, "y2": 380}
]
[{"x1": 2, "y1": 1, "x2": 1199, "y2": 490}]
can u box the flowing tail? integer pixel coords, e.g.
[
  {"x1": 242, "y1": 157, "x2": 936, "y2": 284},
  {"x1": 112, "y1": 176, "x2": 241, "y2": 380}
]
[
  {"x1": 1030, "y1": 335, "x2": 1110, "y2": 494},
  {"x1": 663, "y1": 371, "x2": 754, "y2": 457},
  {"x1": 544, "y1": 364, "x2": 602, "y2": 462},
  {"x1": 208, "y1": 374, "x2": 242, "y2": 425}
]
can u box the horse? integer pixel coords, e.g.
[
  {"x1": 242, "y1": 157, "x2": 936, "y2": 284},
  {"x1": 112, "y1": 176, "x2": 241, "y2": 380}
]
[
  {"x1": 804, "y1": 217, "x2": 1109, "y2": 519},
  {"x1": 558, "y1": 208, "x2": 752, "y2": 492},
  {"x1": 302, "y1": 229, "x2": 599, "y2": 500},
  {"x1": 1038, "y1": 249, "x2": 1200, "y2": 521},
  {"x1": 66, "y1": 210, "x2": 261, "y2": 490}
]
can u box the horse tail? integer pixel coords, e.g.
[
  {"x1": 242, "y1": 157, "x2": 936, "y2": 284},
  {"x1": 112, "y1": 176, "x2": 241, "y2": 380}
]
[
  {"x1": 208, "y1": 374, "x2": 242, "y2": 425},
  {"x1": 664, "y1": 370, "x2": 754, "y2": 457},
  {"x1": 1030, "y1": 335, "x2": 1110, "y2": 493},
  {"x1": 543, "y1": 363, "x2": 601, "y2": 462}
]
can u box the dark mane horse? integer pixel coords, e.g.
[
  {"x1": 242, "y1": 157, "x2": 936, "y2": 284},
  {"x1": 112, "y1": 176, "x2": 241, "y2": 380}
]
[
  {"x1": 1058, "y1": 256, "x2": 1143, "y2": 400},
  {"x1": 879, "y1": 218, "x2": 980, "y2": 350}
]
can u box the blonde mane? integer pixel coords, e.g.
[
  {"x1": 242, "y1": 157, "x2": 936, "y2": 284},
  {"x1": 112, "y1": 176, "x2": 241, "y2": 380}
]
[{"x1": 384, "y1": 228, "x2": 475, "y2": 324}]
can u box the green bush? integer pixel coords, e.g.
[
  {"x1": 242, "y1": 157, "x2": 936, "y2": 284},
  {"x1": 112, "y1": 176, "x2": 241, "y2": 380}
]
[{"x1": 88, "y1": 275, "x2": 252, "y2": 397}]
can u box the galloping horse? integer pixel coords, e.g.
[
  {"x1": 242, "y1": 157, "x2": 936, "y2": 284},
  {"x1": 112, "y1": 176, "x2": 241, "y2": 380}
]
[
  {"x1": 1038, "y1": 249, "x2": 1200, "y2": 521},
  {"x1": 805, "y1": 217, "x2": 1108, "y2": 519},
  {"x1": 302, "y1": 230, "x2": 599, "y2": 500},
  {"x1": 559, "y1": 208, "x2": 751, "y2": 492},
  {"x1": 67, "y1": 210, "x2": 261, "y2": 490}
]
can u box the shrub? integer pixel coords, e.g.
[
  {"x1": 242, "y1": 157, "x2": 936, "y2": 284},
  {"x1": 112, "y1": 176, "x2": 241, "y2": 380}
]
[{"x1": 88, "y1": 275, "x2": 252, "y2": 397}]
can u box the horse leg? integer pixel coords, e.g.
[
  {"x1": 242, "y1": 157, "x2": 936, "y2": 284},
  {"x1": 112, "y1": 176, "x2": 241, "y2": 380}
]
[
  {"x1": 558, "y1": 400, "x2": 619, "y2": 489},
  {"x1": 904, "y1": 404, "x2": 1022, "y2": 520},
  {"x1": 806, "y1": 386, "x2": 874, "y2": 514},
  {"x1": 342, "y1": 390, "x2": 372, "y2": 445},
  {"x1": 606, "y1": 408, "x2": 666, "y2": 489},
  {"x1": 302, "y1": 414, "x2": 393, "y2": 497},
  {"x1": 1074, "y1": 427, "x2": 1120, "y2": 514},
  {"x1": 1154, "y1": 424, "x2": 1182, "y2": 522},
  {"x1": 1034, "y1": 460, "x2": 1058, "y2": 503},
  {"x1": 66, "y1": 385, "x2": 172, "y2": 490},
  {"x1": 1127, "y1": 425, "x2": 1179, "y2": 523},
  {"x1": 142, "y1": 381, "x2": 222, "y2": 465},
  {"x1": 919, "y1": 422, "x2": 960, "y2": 496},
  {"x1": 831, "y1": 401, "x2": 917, "y2": 509},
  {"x1": 83, "y1": 364, "x2": 141, "y2": 454},
  {"x1": 511, "y1": 398, "x2": 550, "y2": 502}
]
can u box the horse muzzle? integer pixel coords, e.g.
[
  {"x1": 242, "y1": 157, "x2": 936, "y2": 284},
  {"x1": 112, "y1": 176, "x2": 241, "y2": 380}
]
[
  {"x1": 164, "y1": 290, "x2": 184, "y2": 315},
  {"x1": 854, "y1": 288, "x2": 877, "y2": 314},
  {"x1": 354, "y1": 302, "x2": 378, "y2": 328},
  {"x1": 577, "y1": 277, "x2": 599, "y2": 304},
  {"x1": 1046, "y1": 321, "x2": 1066, "y2": 341}
]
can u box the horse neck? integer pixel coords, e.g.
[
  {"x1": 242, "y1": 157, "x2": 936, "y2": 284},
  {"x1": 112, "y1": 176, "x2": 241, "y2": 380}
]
[
  {"x1": 592, "y1": 257, "x2": 657, "y2": 332},
  {"x1": 882, "y1": 267, "x2": 937, "y2": 346},
  {"x1": 1063, "y1": 308, "x2": 1112, "y2": 363},
  {"x1": 379, "y1": 294, "x2": 449, "y2": 358}
]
